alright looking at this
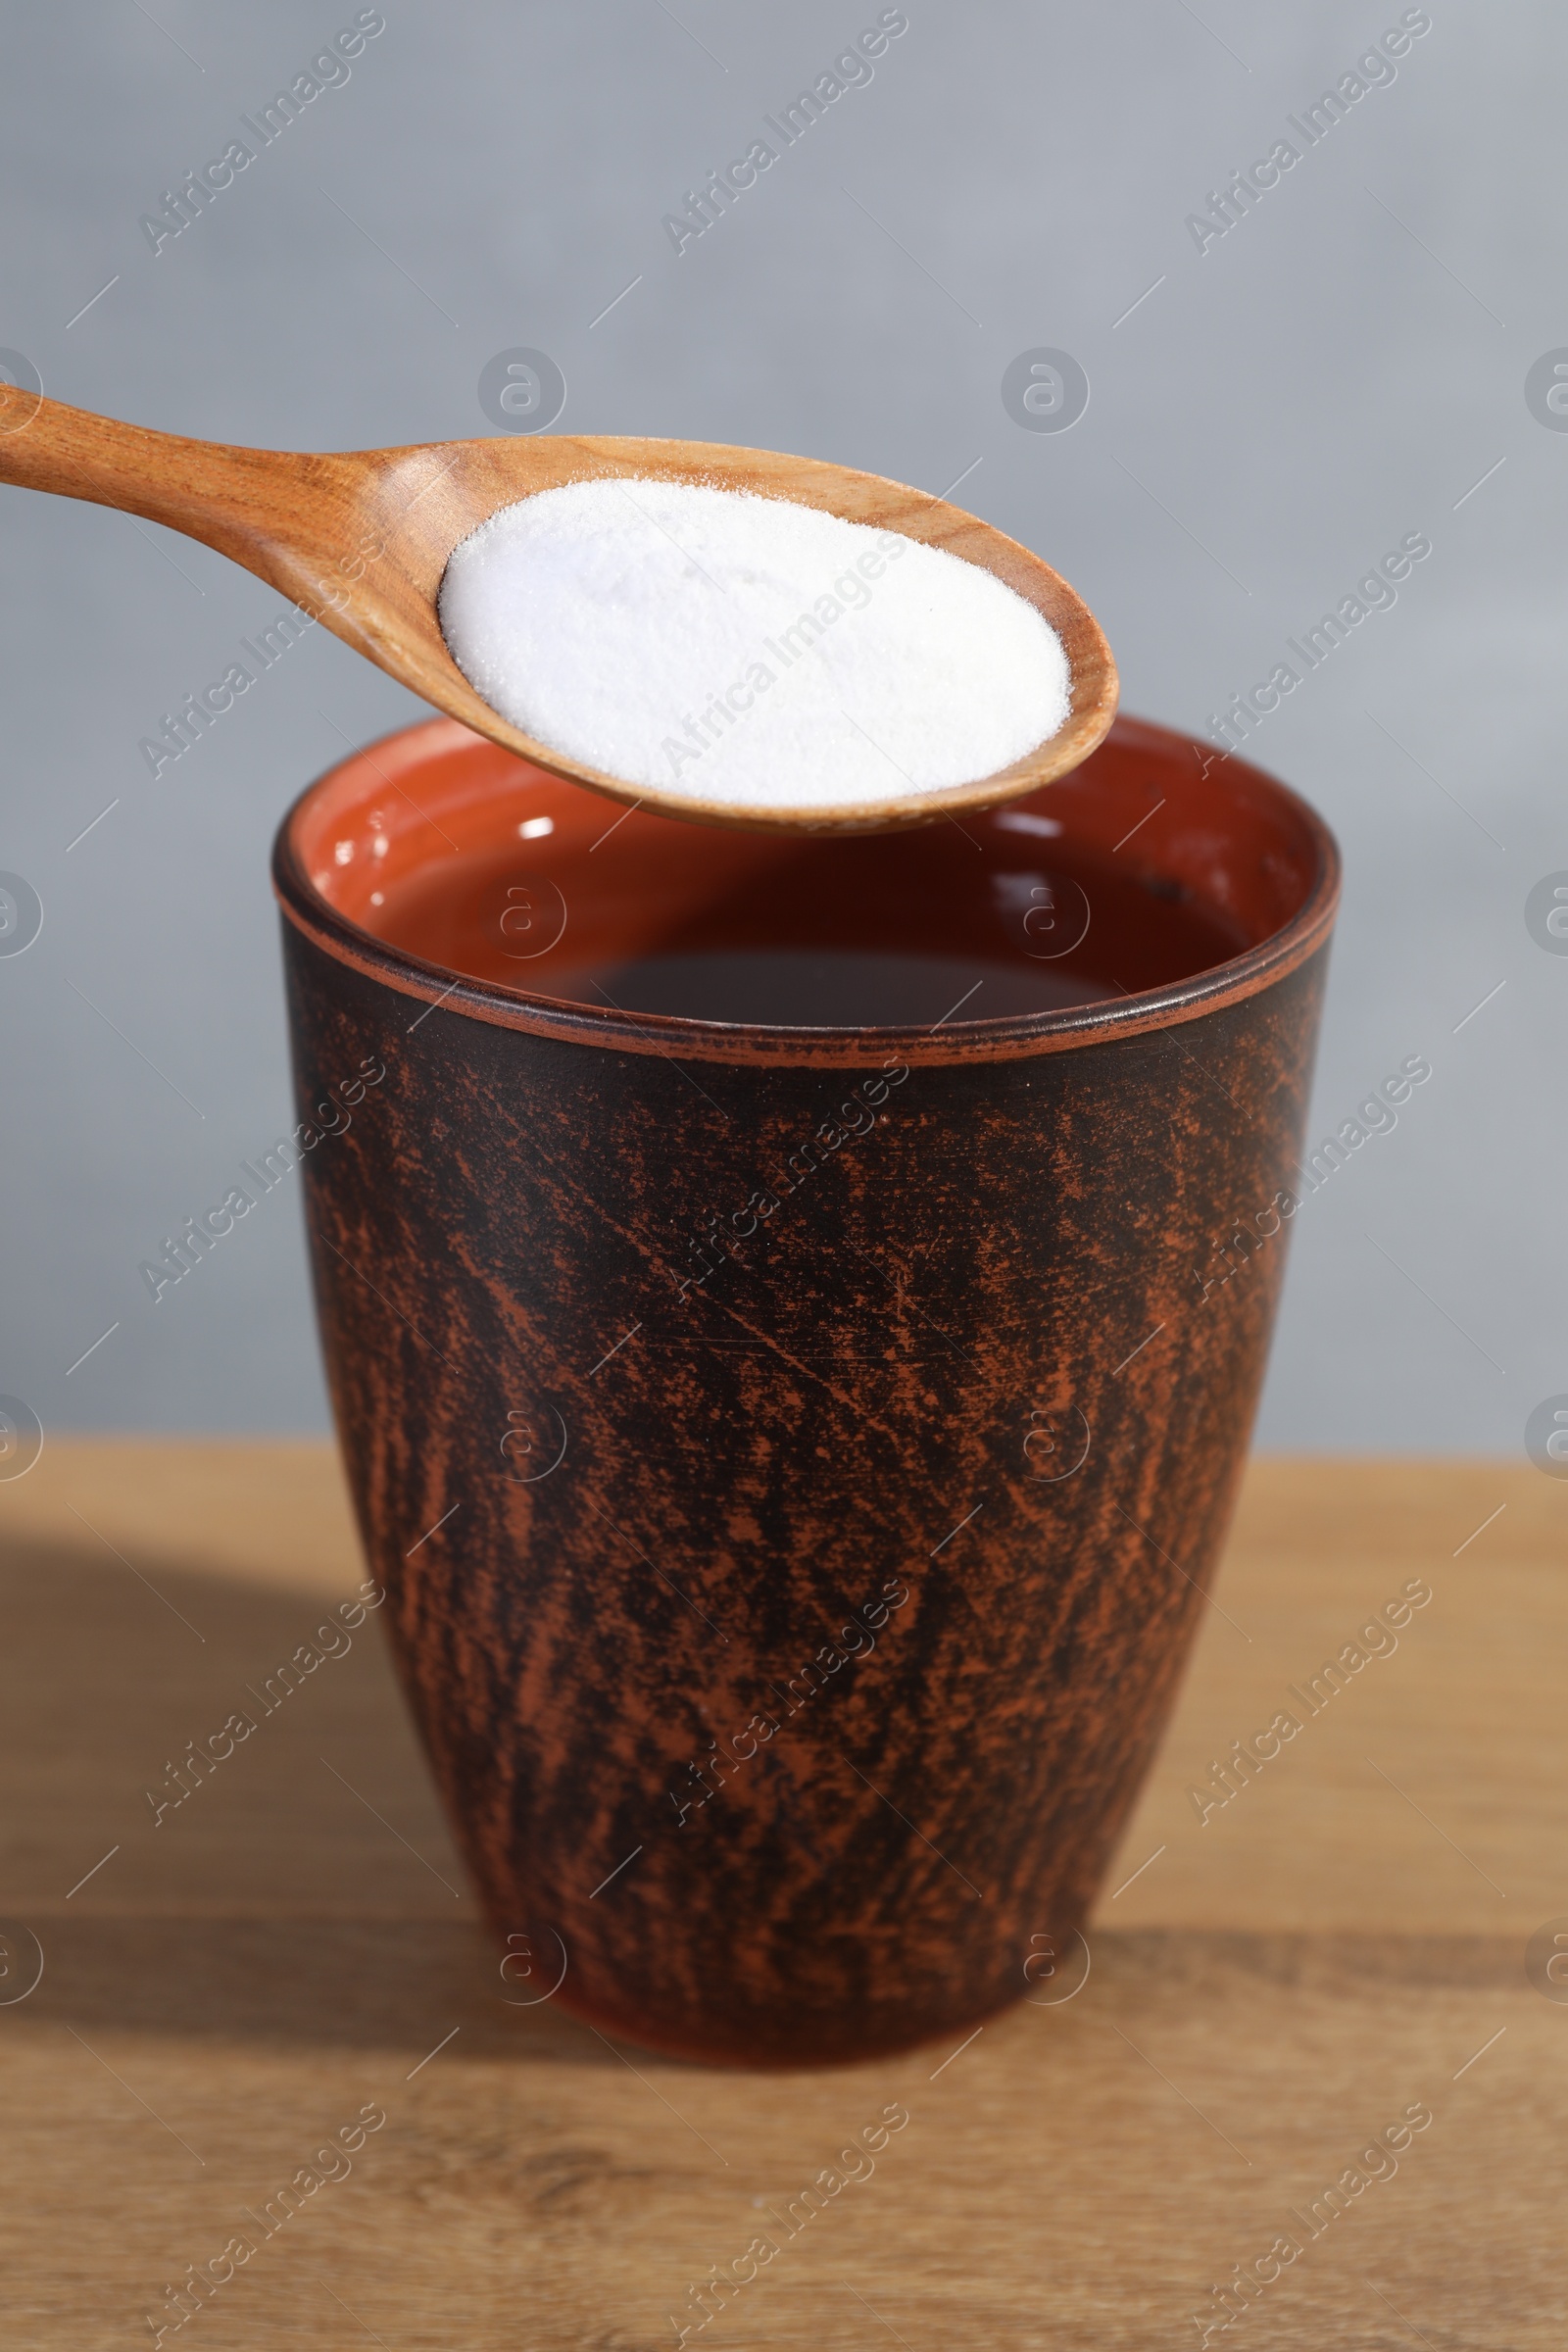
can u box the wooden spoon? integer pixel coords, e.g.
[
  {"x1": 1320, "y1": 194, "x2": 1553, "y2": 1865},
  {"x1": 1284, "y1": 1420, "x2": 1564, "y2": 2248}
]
[{"x1": 0, "y1": 387, "x2": 1117, "y2": 834}]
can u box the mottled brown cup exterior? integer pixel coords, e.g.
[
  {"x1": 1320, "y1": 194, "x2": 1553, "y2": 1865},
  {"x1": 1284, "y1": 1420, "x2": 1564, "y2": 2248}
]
[{"x1": 272, "y1": 714, "x2": 1339, "y2": 2069}]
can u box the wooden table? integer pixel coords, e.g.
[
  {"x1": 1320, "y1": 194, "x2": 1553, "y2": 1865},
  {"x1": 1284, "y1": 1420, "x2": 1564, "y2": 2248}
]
[{"x1": 3, "y1": 1446, "x2": 1564, "y2": 2349}]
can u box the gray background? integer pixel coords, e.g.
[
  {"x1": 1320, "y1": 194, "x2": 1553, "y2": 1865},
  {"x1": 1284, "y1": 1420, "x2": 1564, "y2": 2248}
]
[{"x1": 0, "y1": 0, "x2": 1558, "y2": 1452}]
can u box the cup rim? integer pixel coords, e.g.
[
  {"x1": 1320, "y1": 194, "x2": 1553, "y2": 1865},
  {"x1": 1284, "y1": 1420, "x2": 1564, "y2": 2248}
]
[{"x1": 272, "y1": 714, "x2": 1340, "y2": 1069}]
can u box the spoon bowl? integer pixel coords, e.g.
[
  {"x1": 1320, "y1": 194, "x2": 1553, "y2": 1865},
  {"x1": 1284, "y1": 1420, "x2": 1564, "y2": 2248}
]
[{"x1": 0, "y1": 388, "x2": 1117, "y2": 833}]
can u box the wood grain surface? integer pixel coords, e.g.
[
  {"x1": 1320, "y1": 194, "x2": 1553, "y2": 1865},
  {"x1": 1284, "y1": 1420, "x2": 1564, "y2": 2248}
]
[{"x1": 2, "y1": 1446, "x2": 1564, "y2": 2349}]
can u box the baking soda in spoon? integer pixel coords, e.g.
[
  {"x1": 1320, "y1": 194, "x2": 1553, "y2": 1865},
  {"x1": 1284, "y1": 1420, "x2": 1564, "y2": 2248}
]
[{"x1": 437, "y1": 479, "x2": 1071, "y2": 813}]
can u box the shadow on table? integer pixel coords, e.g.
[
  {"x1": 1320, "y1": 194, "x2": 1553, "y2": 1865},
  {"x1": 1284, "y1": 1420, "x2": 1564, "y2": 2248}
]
[
  {"x1": 3, "y1": 1532, "x2": 1524, "y2": 2074},
  {"x1": 4, "y1": 1528, "x2": 620, "y2": 2069}
]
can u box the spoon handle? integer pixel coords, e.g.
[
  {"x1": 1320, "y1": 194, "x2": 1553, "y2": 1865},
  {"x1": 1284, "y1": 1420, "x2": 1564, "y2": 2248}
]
[{"x1": 0, "y1": 387, "x2": 356, "y2": 612}]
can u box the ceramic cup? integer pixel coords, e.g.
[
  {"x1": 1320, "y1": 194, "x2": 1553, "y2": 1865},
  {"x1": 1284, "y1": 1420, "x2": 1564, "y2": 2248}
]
[{"x1": 272, "y1": 713, "x2": 1338, "y2": 2066}]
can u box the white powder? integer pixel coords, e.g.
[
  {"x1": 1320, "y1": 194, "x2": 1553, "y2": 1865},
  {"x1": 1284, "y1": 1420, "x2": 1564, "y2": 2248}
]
[{"x1": 437, "y1": 478, "x2": 1071, "y2": 812}]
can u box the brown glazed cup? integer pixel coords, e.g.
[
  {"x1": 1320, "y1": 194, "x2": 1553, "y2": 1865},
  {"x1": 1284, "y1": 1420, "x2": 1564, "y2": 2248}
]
[{"x1": 272, "y1": 713, "x2": 1338, "y2": 2068}]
